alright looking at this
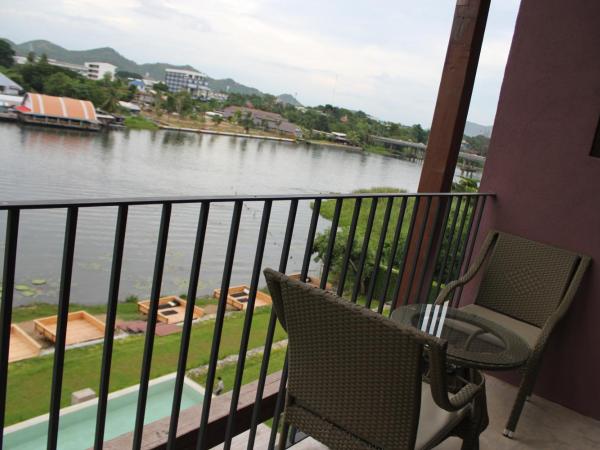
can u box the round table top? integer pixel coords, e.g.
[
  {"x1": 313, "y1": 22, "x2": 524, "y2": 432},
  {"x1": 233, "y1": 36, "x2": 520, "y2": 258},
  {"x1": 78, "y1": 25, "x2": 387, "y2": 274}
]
[{"x1": 391, "y1": 304, "x2": 530, "y2": 370}]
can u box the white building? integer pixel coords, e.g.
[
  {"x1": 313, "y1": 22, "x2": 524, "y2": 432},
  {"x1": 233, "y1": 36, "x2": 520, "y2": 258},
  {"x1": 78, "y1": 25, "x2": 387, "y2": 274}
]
[
  {"x1": 85, "y1": 62, "x2": 117, "y2": 80},
  {"x1": 164, "y1": 68, "x2": 209, "y2": 99},
  {"x1": 12, "y1": 55, "x2": 117, "y2": 81}
]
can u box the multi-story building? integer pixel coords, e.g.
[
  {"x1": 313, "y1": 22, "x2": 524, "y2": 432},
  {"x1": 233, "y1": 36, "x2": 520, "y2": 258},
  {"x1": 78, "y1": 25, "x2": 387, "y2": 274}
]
[
  {"x1": 85, "y1": 62, "x2": 117, "y2": 80},
  {"x1": 164, "y1": 68, "x2": 209, "y2": 99}
]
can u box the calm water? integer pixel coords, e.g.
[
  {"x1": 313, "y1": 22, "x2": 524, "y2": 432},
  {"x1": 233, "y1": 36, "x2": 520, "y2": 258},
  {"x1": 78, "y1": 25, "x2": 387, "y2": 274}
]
[{"x1": 0, "y1": 122, "x2": 425, "y2": 305}]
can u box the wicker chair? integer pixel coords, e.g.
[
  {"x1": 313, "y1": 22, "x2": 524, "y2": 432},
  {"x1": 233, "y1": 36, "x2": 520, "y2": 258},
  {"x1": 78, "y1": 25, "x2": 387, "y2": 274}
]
[
  {"x1": 264, "y1": 268, "x2": 487, "y2": 450},
  {"x1": 434, "y1": 230, "x2": 591, "y2": 438}
]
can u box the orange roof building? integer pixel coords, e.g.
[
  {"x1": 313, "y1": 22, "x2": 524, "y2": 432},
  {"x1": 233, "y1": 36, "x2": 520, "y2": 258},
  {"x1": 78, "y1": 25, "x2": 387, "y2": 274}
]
[{"x1": 17, "y1": 93, "x2": 100, "y2": 130}]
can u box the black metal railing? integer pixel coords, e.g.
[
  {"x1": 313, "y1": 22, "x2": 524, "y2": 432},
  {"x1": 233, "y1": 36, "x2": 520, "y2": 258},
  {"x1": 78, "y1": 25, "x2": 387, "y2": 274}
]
[{"x1": 0, "y1": 191, "x2": 492, "y2": 450}]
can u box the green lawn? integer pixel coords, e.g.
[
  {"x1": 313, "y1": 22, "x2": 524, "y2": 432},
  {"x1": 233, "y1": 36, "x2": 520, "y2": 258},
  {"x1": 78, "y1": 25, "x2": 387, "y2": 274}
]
[
  {"x1": 11, "y1": 298, "x2": 142, "y2": 323},
  {"x1": 6, "y1": 307, "x2": 286, "y2": 425},
  {"x1": 189, "y1": 346, "x2": 287, "y2": 395},
  {"x1": 124, "y1": 115, "x2": 159, "y2": 130}
]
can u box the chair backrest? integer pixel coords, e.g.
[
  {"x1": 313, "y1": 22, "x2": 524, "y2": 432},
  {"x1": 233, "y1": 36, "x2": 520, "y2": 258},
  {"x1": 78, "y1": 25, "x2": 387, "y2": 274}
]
[
  {"x1": 475, "y1": 231, "x2": 584, "y2": 328},
  {"x1": 264, "y1": 268, "x2": 429, "y2": 450}
]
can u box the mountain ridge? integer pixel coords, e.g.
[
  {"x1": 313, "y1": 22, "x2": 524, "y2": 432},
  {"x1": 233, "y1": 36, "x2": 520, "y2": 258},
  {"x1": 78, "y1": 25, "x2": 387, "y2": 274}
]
[
  {"x1": 464, "y1": 121, "x2": 493, "y2": 138},
  {"x1": 2, "y1": 38, "x2": 301, "y2": 105}
]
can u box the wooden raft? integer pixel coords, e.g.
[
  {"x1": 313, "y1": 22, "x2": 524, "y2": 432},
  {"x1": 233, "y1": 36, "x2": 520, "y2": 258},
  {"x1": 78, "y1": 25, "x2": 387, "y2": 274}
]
[
  {"x1": 9, "y1": 324, "x2": 42, "y2": 363},
  {"x1": 34, "y1": 311, "x2": 106, "y2": 345},
  {"x1": 213, "y1": 285, "x2": 272, "y2": 311},
  {"x1": 137, "y1": 296, "x2": 204, "y2": 324}
]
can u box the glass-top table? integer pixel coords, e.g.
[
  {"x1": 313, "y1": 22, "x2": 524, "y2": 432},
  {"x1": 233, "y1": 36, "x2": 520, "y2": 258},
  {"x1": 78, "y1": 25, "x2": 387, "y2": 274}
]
[{"x1": 391, "y1": 303, "x2": 530, "y2": 370}]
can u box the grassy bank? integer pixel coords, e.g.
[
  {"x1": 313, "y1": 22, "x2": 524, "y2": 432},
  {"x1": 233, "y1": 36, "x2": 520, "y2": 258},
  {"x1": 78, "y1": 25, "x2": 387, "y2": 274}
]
[
  {"x1": 124, "y1": 115, "x2": 159, "y2": 130},
  {"x1": 189, "y1": 346, "x2": 287, "y2": 395},
  {"x1": 6, "y1": 307, "x2": 285, "y2": 425},
  {"x1": 11, "y1": 296, "x2": 142, "y2": 323},
  {"x1": 317, "y1": 187, "x2": 413, "y2": 246}
]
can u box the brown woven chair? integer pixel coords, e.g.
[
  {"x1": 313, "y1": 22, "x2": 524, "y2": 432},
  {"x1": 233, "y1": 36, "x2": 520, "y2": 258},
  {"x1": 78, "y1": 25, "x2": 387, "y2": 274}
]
[
  {"x1": 434, "y1": 230, "x2": 591, "y2": 438},
  {"x1": 264, "y1": 268, "x2": 487, "y2": 450}
]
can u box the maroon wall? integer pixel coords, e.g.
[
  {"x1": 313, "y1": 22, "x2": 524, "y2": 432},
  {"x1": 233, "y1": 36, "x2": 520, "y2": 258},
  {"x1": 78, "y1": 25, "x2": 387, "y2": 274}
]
[{"x1": 474, "y1": 0, "x2": 600, "y2": 418}]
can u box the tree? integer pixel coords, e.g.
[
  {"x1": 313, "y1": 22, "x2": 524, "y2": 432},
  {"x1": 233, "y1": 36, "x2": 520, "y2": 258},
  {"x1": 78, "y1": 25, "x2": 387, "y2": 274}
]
[
  {"x1": 153, "y1": 82, "x2": 169, "y2": 93},
  {"x1": 173, "y1": 91, "x2": 193, "y2": 116},
  {"x1": 44, "y1": 72, "x2": 76, "y2": 97},
  {"x1": 240, "y1": 111, "x2": 253, "y2": 133},
  {"x1": 0, "y1": 40, "x2": 15, "y2": 68},
  {"x1": 101, "y1": 86, "x2": 120, "y2": 112},
  {"x1": 26, "y1": 51, "x2": 36, "y2": 63},
  {"x1": 116, "y1": 70, "x2": 143, "y2": 80},
  {"x1": 212, "y1": 115, "x2": 223, "y2": 127},
  {"x1": 410, "y1": 124, "x2": 428, "y2": 143}
]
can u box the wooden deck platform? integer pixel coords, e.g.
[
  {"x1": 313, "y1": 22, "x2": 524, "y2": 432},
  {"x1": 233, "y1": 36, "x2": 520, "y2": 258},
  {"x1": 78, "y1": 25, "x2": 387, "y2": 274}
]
[
  {"x1": 137, "y1": 296, "x2": 204, "y2": 324},
  {"x1": 9, "y1": 324, "x2": 42, "y2": 363},
  {"x1": 33, "y1": 310, "x2": 105, "y2": 345},
  {"x1": 213, "y1": 285, "x2": 272, "y2": 311}
]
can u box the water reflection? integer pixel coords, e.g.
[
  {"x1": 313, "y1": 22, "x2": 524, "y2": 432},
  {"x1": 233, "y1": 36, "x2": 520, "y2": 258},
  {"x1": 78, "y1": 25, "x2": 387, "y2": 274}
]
[{"x1": 0, "y1": 122, "x2": 436, "y2": 305}]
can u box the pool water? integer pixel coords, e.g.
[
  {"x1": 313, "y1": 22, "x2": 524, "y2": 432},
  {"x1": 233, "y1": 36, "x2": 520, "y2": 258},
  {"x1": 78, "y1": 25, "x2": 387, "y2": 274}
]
[{"x1": 4, "y1": 375, "x2": 204, "y2": 450}]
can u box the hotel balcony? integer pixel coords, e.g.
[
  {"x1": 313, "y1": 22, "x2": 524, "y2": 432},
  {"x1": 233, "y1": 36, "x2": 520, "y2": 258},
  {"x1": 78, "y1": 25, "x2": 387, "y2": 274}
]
[{"x1": 1, "y1": 1, "x2": 599, "y2": 449}]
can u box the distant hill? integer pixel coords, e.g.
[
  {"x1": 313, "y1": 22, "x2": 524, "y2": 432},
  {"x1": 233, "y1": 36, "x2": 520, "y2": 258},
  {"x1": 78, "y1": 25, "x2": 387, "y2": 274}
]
[
  {"x1": 2, "y1": 38, "x2": 301, "y2": 104},
  {"x1": 276, "y1": 94, "x2": 302, "y2": 107},
  {"x1": 464, "y1": 121, "x2": 493, "y2": 138},
  {"x1": 206, "y1": 78, "x2": 262, "y2": 96}
]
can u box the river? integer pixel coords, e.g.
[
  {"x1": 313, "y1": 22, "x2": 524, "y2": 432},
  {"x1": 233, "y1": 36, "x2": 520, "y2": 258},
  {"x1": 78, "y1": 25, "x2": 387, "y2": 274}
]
[{"x1": 0, "y1": 123, "x2": 429, "y2": 305}]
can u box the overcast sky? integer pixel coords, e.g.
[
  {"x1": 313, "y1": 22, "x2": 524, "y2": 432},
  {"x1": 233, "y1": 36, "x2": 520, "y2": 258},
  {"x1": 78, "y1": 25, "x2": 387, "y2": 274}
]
[{"x1": 1, "y1": 0, "x2": 520, "y2": 127}]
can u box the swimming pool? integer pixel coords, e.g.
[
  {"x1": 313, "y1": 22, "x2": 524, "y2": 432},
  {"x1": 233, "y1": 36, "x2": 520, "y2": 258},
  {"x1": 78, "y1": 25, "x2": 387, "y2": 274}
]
[{"x1": 4, "y1": 374, "x2": 204, "y2": 450}]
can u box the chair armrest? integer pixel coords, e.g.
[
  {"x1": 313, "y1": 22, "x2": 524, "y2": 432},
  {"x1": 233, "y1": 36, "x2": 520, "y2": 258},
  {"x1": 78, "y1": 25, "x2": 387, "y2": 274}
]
[
  {"x1": 536, "y1": 256, "x2": 591, "y2": 351},
  {"x1": 426, "y1": 339, "x2": 485, "y2": 412},
  {"x1": 434, "y1": 231, "x2": 499, "y2": 306},
  {"x1": 434, "y1": 279, "x2": 468, "y2": 306}
]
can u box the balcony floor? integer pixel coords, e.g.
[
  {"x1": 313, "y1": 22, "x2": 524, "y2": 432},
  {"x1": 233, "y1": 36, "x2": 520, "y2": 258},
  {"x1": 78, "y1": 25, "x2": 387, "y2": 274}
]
[{"x1": 223, "y1": 375, "x2": 600, "y2": 449}]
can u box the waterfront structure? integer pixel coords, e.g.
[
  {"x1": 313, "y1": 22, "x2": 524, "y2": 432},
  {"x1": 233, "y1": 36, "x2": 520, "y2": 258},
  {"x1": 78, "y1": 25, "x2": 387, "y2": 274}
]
[
  {"x1": 118, "y1": 101, "x2": 141, "y2": 114},
  {"x1": 164, "y1": 68, "x2": 209, "y2": 98},
  {"x1": 0, "y1": 73, "x2": 23, "y2": 96},
  {"x1": 222, "y1": 106, "x2": 303, "y2": 138},
  {"x1": 0, "y1": 94, "x2": 23, "y2": 110},
  {"x1": 85, "y1": 62, "x2": 117, "y2": 80},
  {"x1": 0, "y1": 94, "x2": 23, "y2": 119},
  {"x1": 15, "y1": 93, "x2": 100, "y2": 130}
]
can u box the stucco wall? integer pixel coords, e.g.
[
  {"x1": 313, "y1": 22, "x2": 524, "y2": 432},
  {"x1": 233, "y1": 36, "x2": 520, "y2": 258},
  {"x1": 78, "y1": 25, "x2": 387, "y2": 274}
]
[{"x1": 474, "y1": 0, "x2": 600, "y2": 419}]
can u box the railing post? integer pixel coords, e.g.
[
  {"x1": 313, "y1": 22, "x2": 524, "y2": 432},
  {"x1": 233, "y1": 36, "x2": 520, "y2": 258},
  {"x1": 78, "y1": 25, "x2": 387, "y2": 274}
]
[
  {"x1": 0, "y1": 209, "x2": 19, "y2": 450},
  {"x1": 47, "y1": 206, "x2": 79, "y2": 450}
]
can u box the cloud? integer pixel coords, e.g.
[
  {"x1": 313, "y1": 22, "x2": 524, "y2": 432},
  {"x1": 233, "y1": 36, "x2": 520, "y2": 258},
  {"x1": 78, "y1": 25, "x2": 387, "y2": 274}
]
[{"x1": 0, "y1": 0, "x2": 520, "y2": 126}]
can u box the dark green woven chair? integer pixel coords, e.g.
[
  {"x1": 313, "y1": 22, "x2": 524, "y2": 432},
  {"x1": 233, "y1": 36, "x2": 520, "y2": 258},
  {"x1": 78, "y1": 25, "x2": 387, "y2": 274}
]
[
  {"x1": 434, "y1": 230, "x2": 591, "y2": 438},
  {"x1": 264, "y1": 268, "x2": 487, "y2": 450}
]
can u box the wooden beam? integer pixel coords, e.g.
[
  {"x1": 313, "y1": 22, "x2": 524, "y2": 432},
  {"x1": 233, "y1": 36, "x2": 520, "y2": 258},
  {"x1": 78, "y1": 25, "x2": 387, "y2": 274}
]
[
  {"x1": 419, "y1": 0, "x2": 491, "y2": 192},
  {"x1": 396, "y1": 0, "x2": 490, "y2": 307}
]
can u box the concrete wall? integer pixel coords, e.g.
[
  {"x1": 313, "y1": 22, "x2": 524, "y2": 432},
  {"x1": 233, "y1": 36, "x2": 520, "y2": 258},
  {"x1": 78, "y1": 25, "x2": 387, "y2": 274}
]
[{"x1": 474, "y1": 0, "x2": 600, "y2": 419}]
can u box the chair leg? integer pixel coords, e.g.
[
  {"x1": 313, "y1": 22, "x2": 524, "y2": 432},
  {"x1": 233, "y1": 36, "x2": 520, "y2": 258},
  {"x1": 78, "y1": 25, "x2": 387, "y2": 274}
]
[
  {"x1": 504, "y1": 358, "x2": 541, "y2": 438},
  {"x1": 461, "y1": 380, "x2": 487, "y2": 450},
  {"x1": 278, "y1": 419, "x2": 291, "y2": 450}
]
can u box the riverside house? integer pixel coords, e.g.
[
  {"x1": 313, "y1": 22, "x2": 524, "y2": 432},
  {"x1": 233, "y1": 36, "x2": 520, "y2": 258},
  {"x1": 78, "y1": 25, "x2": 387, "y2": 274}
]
[{"x1": 222, "y1": 105, "x2": 303, "y2": 138}]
